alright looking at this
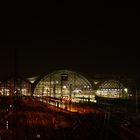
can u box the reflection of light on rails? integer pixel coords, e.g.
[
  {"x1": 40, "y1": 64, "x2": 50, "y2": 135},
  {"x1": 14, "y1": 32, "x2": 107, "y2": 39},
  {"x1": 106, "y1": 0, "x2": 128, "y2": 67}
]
[
  {"x1": 38, "y1": 97, "x2": 100, "y2": 114},
  {"x1": 43, "y1": 99, "x2": 78, "y2": 112}
]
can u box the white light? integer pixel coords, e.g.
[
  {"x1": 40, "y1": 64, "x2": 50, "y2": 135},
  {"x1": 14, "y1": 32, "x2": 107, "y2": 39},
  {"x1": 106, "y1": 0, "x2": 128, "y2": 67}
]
[
  {"x1": 63, "y1": 85, "x2": 66, "y2": 89},
  {"x1": 96, "y1": 91, "x2": 100, "y2": 94},
  {"x1": 6, "y1": 121, "x2": 8, "y2": 129},
  {"x1": 36, "y1": 134, "x2": 40, "y2": 138},
  {"x1": 73, "y1": 89, "x2": 81, "y2": 93},
  {"x1": 94, "y1": 100, "x2": 97, "y2": 103},
  {"x1": 30, "y1": 80, "x2": 34, "y2": 83},
  {"x1": 94, "y1": 81, "x2": 98, "y2": 84},
  {"x1": 124, "y1": 88, "x2": 128, "y2": 93}
]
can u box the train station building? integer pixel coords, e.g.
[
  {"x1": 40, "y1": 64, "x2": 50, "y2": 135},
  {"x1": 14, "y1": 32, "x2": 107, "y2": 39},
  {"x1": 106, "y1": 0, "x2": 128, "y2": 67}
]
[{"x1": 0, "y1": 69, "x2": 137, "y2": 104}]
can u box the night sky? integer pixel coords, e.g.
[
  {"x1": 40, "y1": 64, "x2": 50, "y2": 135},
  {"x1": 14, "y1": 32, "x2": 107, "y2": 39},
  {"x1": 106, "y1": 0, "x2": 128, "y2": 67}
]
[{"x1": 0, "y1": 8, "x2": 138, "y2": 80}]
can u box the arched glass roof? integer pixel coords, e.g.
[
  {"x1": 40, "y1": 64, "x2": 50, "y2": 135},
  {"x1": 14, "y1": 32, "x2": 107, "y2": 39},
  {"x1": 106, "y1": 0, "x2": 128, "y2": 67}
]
[
  {"x1": 34, "y1": 70, "x2": 95, "y2": 102},
  {"x1": 96, "y1": 80, "x2": 128, "y2": 98},
  {"x1": 99, "y1": 80, "x2": 124, "y2": 89}
]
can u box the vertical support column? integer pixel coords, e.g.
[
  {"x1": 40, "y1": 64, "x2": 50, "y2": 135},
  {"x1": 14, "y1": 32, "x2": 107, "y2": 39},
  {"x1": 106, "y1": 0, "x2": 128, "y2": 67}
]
[
  {"x1": 49, "y1": 76, "x2": 52, "y2": 97},
  {"x1": 14, "y1": 47, "x2": 18, "y2": 95},
  {"x1": 61, "y1": 80, "x2": 63, "y2": 97},
  {"x1": 53, "y1": 84, "x2": 56, "y2": 98},
  {"x1": 69, "y1": 84, "x2": 72, "y2": 103}
]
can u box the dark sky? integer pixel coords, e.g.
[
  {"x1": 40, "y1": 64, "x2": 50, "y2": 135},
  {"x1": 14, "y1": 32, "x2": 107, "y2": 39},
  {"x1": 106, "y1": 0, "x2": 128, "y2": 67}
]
[{"x1": 0, "y1": 8, "x2": 138, "y2": 80}]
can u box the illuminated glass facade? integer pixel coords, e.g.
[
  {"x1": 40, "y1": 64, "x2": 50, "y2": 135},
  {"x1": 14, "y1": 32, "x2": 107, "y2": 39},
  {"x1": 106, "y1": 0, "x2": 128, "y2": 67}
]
[
  {"x1": 34, "y1": 70, "x2": 94, "y2": 102},
  {"x1": 0, "y1": 77, "x2": 32, "y2": 96},
  {"x1": 96, "y1": 80, "x2": 128, "y2": 98}
]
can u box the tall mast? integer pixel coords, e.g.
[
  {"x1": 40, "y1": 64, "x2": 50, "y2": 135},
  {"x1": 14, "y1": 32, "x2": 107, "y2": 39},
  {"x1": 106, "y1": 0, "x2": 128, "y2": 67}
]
[
  {"x1": 14, "y1": 47, "x2": 18, "y2": 78},
  {"x1": 14, "y1": 47, "x2": 19, "y2": 93}
]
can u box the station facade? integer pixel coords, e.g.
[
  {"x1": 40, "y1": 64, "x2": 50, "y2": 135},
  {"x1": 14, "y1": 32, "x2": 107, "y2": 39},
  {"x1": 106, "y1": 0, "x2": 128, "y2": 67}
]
[{"x1": 0, "y1": 70, "x2": 131, "y2": 103}]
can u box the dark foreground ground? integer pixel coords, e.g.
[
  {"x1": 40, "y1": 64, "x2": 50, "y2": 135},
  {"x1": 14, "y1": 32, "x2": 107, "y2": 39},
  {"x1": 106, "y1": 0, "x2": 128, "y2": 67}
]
[{"x1": 0, "y1": 96, "x2": 140, "y2": 140}]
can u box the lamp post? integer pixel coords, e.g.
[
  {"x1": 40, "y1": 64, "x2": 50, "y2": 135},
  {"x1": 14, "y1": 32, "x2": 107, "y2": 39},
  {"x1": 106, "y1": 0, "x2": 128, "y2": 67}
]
[
  {"x1": 69, "y1": 84, "x2": 72, "y2": 104},
  {"x1": 53, "y1": 84, "x2": 56, "y2": 98}
]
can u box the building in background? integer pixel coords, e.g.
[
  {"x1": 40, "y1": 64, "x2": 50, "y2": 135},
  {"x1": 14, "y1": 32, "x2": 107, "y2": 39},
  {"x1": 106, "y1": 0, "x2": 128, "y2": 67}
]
[
  {"x1": 34, "y1": 70, "x2": 95, "y2": 103},
  {"x1": 0, "y1": 77, "x2": 32, "y2": 96}
]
